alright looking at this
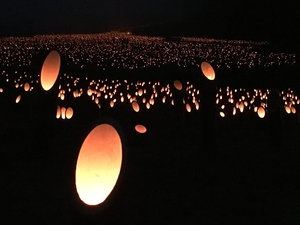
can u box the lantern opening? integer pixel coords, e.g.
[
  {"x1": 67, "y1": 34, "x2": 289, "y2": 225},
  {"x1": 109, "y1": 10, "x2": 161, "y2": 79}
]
[
  {"x1": 40, "y1": 51, "x2": 61, "y2": 91},
  {"x1": 135, "y1": 124, "x2": 147, "y2": 134},
  {"x1": 201, "y1": 62, "x2": 215, "y2": 80},
  {"x1": 174, "y1": 80, "x2": 183, "y2": 90},
  {"x1": 75, "y1": 124, "x2": 122, "y2": 206}
]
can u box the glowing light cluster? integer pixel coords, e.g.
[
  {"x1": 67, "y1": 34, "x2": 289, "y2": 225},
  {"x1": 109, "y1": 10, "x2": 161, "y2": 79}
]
[
  {"x1": 217, "y1": 86, "x2": 300, "y2": 119},
  {"x1": 0, "y1": 32, "x2": 295, "y2": 69}
]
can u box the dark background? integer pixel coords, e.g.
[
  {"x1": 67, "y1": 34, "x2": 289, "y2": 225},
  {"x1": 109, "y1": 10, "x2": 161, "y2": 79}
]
[{"x1": 0, "y1": 0, "x2": 299, "y2": 43}]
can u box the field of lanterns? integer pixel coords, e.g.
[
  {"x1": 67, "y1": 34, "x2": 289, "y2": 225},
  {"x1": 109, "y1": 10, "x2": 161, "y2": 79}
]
[{"x1": 1, "y1": 32, "x2": 300, "y2": 224}]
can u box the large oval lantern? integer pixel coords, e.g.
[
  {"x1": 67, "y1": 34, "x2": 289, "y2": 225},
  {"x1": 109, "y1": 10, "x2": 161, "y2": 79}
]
[
  {"x1": 173, "y1": 80, "x2": 183, "y2": 90},
  {"x1": 40, "y1": 51, "x2": 61, "y2": 91},
  {"x1": 201, "y1": 62, "x2": 215, "y2": 80},
  {"x1": 75, "y1": 124, "x2": 122, "y2": 206}
]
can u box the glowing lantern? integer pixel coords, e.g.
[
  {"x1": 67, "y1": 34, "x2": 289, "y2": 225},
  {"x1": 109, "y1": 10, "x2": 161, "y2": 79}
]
[
  {"x1": 291, "y1": 106, "x2": 296, "y2": 114},
  {"x1": 138, "y1": 89, "x2": 143, "y2": 96},
  {"x1": 87, "y1": 89, "x2": 93, "y2": 96},
  {"x1": 61, "y1": 107, "x2": 66, "y2": 119},
  {"x1": 186, "y1": 103, "x2": 191, "y2": 112},
  {"x1": 15, "y1": 95, "x2": 21, "y2": 103},
  {"x1": 110, "y1": 100, "x2": 114, "y2": 108},
  {"x1": 75, "y1": 124, "x2": 122, "y2": 206},
  {"x1": 56, "y1": 106, "x2": 61, "y2": 119},
  {"x1": 233, "y1": 107, "x2": 236, "y2": 115},
  {"x1": 285, "y1": 106, "x2": 291, "y2": 114},
  {"x1": 220, "y1": 112, "x2": 225, "y2": 117},
  {"x1": 174, "y1": 80, "x2": 183, "y2": 90},
  {"x1": 239, "y1": 102, "x2": 244, "y2": 113},
  {"x1": 195, "y1": 102, "x2": 199, "y2": 110},
  {"x1": 200, "y1": 62, "x2": 215, "y2": 80},
  {"x1": 135, "y1": 124, "x2": 147, "y2": 134},
  {"x1": 66, "y1": 107, "x2": 73, "y2": 119},
  {"x1": 146, "y1": 102, "x2": 150, "y2": 109},
  {"x1": 40, "y1": 51, "x2": 61, "y2": 91},
  {"x1": 0, "y1": 88, "x2": 3, "y2": 92},
  {"x1": 132, "y1": 101, "x2": 139, "y2": 112},
  {"x1": 24, "y1": 82, "x2": 30, "y2": 91},
  {"x1": 257, "y1": 107, "x2": 265, "y2": 118}
]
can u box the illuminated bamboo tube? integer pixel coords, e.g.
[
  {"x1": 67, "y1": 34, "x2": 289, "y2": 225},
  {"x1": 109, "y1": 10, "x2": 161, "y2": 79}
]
[
  {"x1": 40, "y1": 50, "x2": 61, "y2": 91},
  {"x1": 75, "y1": 123, "x2": 123, "y2": 206}
]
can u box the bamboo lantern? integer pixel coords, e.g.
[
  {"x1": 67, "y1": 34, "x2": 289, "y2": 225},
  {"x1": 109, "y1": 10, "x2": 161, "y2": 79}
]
[
  {"x1": 257, "y1": 107, "x2": 265, "y2": 118},
  {"x1": 173, "y1": 80, "x2": 183, "y2": 90},
  {"x1": 40, "y1": 51, "x2": 61, "y2": 91},
  {"x1": 201, "y1": 62, "x2": 215, "y2": 80},
  {"x1": 135, "y1": 124, "x2": 147, "y2": 134},
  {"x1": 75, "y1": 124, "x2": 122, "y2": 206}
]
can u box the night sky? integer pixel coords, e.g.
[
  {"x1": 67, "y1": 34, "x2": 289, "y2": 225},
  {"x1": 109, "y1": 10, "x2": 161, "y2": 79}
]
[{"x1": 0, "y1": 0, "x2": 299, "y2": 42}]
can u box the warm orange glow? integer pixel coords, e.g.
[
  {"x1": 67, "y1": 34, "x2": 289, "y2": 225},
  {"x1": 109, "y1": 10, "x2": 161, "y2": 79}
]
[
  {"x1": 239, "y1": 102, "x2": 244, "y2": 113},
  {"x1": 201, "y1": 62, "x2": 215, "y2": 80},
  {"x1": 40, "y1": 51, "x2": 61, "y2": 91},
  {"x1": 75, "y1": 124, "x2": 122, "y2": 206},
  {"x1": 66, "y1": 107, "x2": 73, "y2": 119},
  {"x1": 15, "y1": 95, "x2": 21, "y2": 103},
  {"x1": 135, "y1": 124, "x2": 147, "y2": 133},
  {"x1": 186, "y1": 103, "x2": 191, "y2": 112},
  {"x1": 132, "y1": 101, "x2": 140, "y2": 112},
  {"x1": 233, "y1": 107, "x2": 236, "y2": 115},
  {"x1": 56, "y1": 106, "x2": 61, "y2": 119},
  {"x1": 24, "y1": 82, "x2": 30, "y2": 91},
  {"x1": 257, "y1": 107, "x2": 265, "y2": 118},
  {"x1": 174, "y1": 80, "x2": 183, "y2": 90},
  {"x1": 220, "y1": 112, "x2": 225, "y2": 117},
  {"x1": 61, "y1": 107, "x2": 66, "y2": 119}
]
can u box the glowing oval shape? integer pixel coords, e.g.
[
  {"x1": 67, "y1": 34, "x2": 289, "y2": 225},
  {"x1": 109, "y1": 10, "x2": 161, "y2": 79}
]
[
  {"x1": 138, "y1": 89, "x2": 143, "y2": 96},
  {"x1": 291, "y1": 106, "x2": 296, "y2": 114},
  {"x1": 24, "y1": 82, "x2": 30, "y2": 92},
  {"x1": 239, "y1": 102, "x2": 244, "y2": 113},
  {"x1": 66, "y1": 107, "x2": 73, "y2": 119},
  {"x1": 110, "y1": 100, "x2": 114, "y2": 108},
  {"x1": 146, "y1": 102, "x2": 150, "y2": 109},
  {"x1": 76, "y1": 124, "x2": 122, "y2": 206},
  {"x1": 16, "y1": 95, "x2": 21, "y2": 103},
  {"x1": 40, "y1": 51, "x2": 61, "y2": 91},
  {"x1": 132, "y1": 101, "x2": 140, "y2": 112},
  {"x1": 220, "y1": 112, "x2": 225, "y2": 117},
  {"x1": 174, "y1": 80, "x2": 183, "y2": 90},
  {"x1": 135, "y1": 124, "x2": 147, "y2": 134},
  {"x1": 257, "y1": 107, "x2": 265, "y2": 118},
  {"x1": 186, "y1": 103, "x2": 191, "y2": 112},
  {"x1": 201, "y1": 62, "x2": 215, "y2": 80},
  {"x1": 285, "y1": 106, "x2": 291, "y2": 114}
]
